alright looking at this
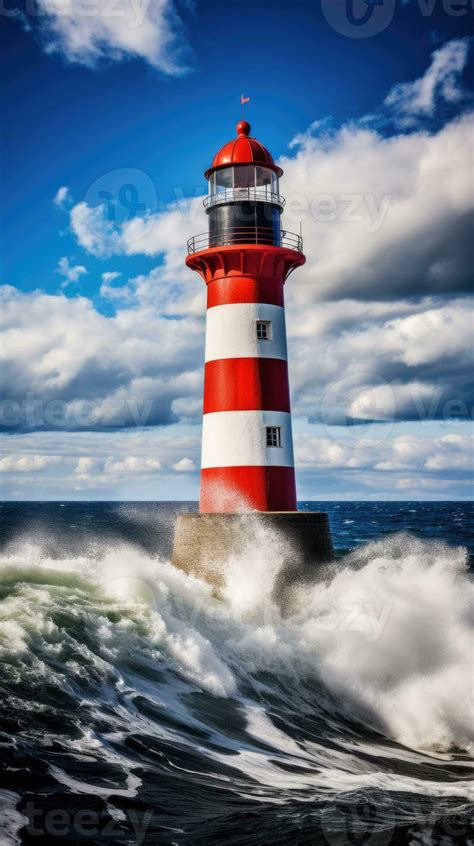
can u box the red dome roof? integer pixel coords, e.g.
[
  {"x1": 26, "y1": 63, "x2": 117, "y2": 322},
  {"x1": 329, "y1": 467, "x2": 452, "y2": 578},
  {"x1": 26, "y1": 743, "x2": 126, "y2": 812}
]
[{"x1": 204, "y1": 121, "x2": 283, "y2": 179}]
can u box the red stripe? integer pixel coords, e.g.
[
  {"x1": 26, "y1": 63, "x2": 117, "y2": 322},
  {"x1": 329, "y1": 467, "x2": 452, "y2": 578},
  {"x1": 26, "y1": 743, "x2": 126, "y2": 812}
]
[
  {"x1": 207, "y1": 277, "x2": 284, "y2": 308},
  {"x1": 203, "y1": 358, "x2": 290, "y2": 413},
  {"x1": 200, "y1": 466, "x2": 297, "y2": 512}
]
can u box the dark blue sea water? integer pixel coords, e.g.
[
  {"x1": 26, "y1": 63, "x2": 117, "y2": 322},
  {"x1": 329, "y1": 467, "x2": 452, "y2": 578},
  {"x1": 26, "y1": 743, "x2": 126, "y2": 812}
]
[{"x1": 0, "y1": 501, "x2": 473, "y2": 845}]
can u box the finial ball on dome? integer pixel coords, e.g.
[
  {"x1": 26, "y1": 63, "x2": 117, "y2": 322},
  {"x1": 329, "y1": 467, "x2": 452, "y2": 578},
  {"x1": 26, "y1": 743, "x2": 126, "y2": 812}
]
[{"x1": 236, "y1": 120, "x2": 251, "y2": 136}]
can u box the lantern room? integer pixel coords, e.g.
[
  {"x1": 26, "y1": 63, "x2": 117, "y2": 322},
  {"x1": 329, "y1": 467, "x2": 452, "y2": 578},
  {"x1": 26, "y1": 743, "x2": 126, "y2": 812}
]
[
  {"x1": 203, "y1": 120, "x2": 286, "y2": 248},
  {"x1": 206, "y1": 164, "x2": 282, "y2": 206},
  {"x1": 186, "y1": 120, "x2": 303, "y2": 256}
]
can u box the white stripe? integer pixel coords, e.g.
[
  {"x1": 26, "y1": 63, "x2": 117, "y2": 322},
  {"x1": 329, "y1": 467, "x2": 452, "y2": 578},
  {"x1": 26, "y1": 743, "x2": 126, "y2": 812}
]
[
  {"x1": 201, "y1": 410, "x2": 294, "y2": 469},
  {"x1": 205, "y1": 303, "x2": 287, "y2": 363}
]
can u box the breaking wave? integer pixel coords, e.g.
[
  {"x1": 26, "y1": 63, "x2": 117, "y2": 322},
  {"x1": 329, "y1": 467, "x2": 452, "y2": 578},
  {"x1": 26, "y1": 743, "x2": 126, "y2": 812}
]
[{"x1": 0, "y1": 508, "x2": 473, "y2": 843}]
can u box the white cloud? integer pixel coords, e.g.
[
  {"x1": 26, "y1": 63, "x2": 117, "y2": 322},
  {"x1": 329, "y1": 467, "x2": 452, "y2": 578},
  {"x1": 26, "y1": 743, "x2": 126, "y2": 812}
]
[
  {"x1": 424, "y1": 434, "x2": 473, "y2": 471},
  {"x1": 0, "y1": 429, "x2": 203, "y2": 497},
  {"x1": 281, "y1": 111, "x2": 473, "y2": 302},
  {"x1": 384, "y1": 38, "x2": 471, "y2": 124},
  {"x1": 101, "y1": 271, "x2": 121, "y2": 283},
  {"x1": 104, "y1": 263, "x2": 206, "y2": 317},
  {"x1": 55, "y1": 256, "x2": 87, "y2": 288},
  {"x1": 287, "y1": 296, "x2": 473, "y2": 426},
  {"x1": 0, "y1": 455, "x2": 59, "y2": 472},
  {"x1": 0, "y1": 292, "x2": 470, "y2": 441},
  {"x1": 99, "y1": 271, "x2": 128, "y2": 301},
  {"x1": 295, "y1": 432, "x2": 473, "y2": 478},
  {"x1": 0, "y1": 425, "x2": 470, "y2": 501},
  {"x1": 73, "y1": 453, "x2": 164, "y2": 483},
  {"x1": 53, "y1": 186, "x2": 71, "y2": 208},
  {"x1": 74, "y1": 456, "x2": 99, "y2": 480},
  {"x1": 70, "y1": 197, "x2": 205, "y2": 267},
  {"x1": 104, "y1": 455, "x2": 161, "y2": 474},
  {"x1": 69, "y1": 196, "x2": 206, "y2": 315},
  {"x1": 171, "y1": 457, "x2": 196, "y2": 472},
  {"x1": 70, "y1": 201, "x2": 124, "y2": 258},
  {"x1": 36, "y1": 0, "x2": 189, "y2": 73},
  {"x1": 0, "y1": 285, "x2": 204, "y2": 430}
]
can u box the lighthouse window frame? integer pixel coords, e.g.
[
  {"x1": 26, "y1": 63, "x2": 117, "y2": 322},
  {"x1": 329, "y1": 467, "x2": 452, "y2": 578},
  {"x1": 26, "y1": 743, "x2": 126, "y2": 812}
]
[
  {"x1": 214, "y1": 168, "x2": 233, "y2": 193},
  {"x1": 209, "y1": 166, "x2": 279, "y2": 199},
  {"x1": 256, "y1": 320, "x2": 272, "y2": 340},
  {"x1": 234, "y1": 165, "x2": 255, "y2": 189},
  {"x1": 266, "y1": 426, "x2": 282, "y2": 448}
]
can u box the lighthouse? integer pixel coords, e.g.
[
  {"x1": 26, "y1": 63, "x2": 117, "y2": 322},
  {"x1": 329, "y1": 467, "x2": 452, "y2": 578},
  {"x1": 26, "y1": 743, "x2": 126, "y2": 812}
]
[
  {"x1": 187, "y1": 118, "x2": 303, "y2": 512},
  {"x1": 172, "y1": 117, "x2": 333, "y2": 586}
]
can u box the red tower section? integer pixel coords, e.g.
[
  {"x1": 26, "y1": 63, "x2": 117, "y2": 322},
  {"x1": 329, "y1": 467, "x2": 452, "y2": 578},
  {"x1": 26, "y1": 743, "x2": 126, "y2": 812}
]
[{"x1": 186, "y1": 120, "x2": 305, "y2": 513}]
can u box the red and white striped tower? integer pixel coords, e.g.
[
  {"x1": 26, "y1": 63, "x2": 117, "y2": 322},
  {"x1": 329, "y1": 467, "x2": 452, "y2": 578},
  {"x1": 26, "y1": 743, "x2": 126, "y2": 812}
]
[{"x1": 186, "y1": 119, "x2": 305, "y2": 513}]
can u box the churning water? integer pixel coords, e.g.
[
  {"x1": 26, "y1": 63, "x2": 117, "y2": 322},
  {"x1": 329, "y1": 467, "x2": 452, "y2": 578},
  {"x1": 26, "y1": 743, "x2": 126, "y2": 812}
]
[{"x1": 0, "y1": 501, "x2": 472, "y2": 845}]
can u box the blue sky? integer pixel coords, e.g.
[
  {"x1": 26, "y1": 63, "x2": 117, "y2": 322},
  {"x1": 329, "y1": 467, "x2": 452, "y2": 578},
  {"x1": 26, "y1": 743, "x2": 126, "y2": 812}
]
[{"x1": 0, "y1": 0, "x2": 473, "y2": 500}]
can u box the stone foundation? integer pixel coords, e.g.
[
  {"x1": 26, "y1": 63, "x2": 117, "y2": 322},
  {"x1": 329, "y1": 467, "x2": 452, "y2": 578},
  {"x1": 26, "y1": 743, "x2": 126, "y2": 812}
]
[{"x1": 172, "y1": 511, "x2": 333, "y2": 593}]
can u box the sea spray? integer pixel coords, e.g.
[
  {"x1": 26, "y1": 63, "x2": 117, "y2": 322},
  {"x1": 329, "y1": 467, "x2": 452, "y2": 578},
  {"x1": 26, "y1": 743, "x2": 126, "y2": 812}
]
[
  {"x1": 214, "y1": 530, "x2": 473, "y2": 754},
  {"x1": 1, "y1": 530, "x2": 472, "y2": 755},
  {"x1": 0, "y1": 509, "x2": 473, "y2": 846},
  {"x1": 285, "y1": 534, "x2": 473, "y2": 753}
]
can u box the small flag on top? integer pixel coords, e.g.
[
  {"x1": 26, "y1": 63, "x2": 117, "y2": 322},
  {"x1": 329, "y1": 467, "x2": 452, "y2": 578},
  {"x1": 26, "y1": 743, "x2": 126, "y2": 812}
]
[{"x1": 241, "y1": 95, "x2": 250, "y2": 105}]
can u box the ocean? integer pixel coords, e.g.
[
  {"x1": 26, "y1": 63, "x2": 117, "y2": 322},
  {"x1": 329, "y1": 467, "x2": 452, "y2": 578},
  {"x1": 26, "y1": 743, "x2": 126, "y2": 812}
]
[{"x1": 0, "y1": 501, "x2": 472, "y2": 845}]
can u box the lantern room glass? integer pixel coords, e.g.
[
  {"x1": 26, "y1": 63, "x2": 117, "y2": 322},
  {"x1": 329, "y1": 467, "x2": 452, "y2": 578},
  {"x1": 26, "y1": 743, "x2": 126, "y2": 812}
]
[{"x1": 208, "y1": 166, "x2": 279, "y2": 198}]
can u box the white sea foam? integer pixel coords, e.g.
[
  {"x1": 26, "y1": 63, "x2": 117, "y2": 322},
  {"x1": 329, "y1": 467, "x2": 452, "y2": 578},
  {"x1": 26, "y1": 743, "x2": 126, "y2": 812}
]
[
  {"x1": 302, "y1": 538, "x2": 474, "y2": 753},
  {"x1": 48, "y1": 765, "x2": 142, "y2": 799},
  {"x1": 0, "y1": 543, "x2": 236, "y2": 699},
  {"x1": 223, "y1": 533, "x2": 474, "y2": 754},
  {"x1": 0, "y1": 531, "x2": 473, "y2": 760},
  {"x1": 0, "y1": 791, "x2": 28, "y2": 846}
]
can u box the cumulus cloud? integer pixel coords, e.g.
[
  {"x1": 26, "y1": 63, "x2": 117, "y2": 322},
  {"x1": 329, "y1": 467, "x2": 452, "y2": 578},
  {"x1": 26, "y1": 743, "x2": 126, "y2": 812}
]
[
  {"x1": 104, "y1": 263, "x2": 206, "y2": 317},
  {"x1": 74, "y1": 455, "x2": 99, "y2": 480},
  {"x1": 101, "y1": 271, "x2": 121, "y2": 283},
  {"x1": 99, "y1": 271, "x2": 128, "y2": 301},
  {"x1": 293, "y1": 430, "x2": 473, "y2": 499},
  {"x1": 0, "y1": 455, "x2": 59, "y2": 472},
  {"x1": 287, "y1": 297, "x2": 473, "y2": 426},
  {"x1": 70, "y1": 197, "x2": 206, "y2": 315},
  {"x1": 70, "y1": 201, "x2": 124, "y2": 258},
  {"x1": 0, "y1": 429, "x2": 202, "y2": 498},
  {"x1": 55, "y1": 256, "x2": 87, "y2": 288},
  {"x1": 281, "y1": 112, "x2": 473, "y2": 301},
  {"x1": 295, "y1": 432, "x2": 473, "y2": 476},
  {"x1": 104, "y1": 455, "x2": 161, "y2": 474},
  {"x1": 0, "y1": 285, "x2": 470, "y2": 438},
  {"x1": 383, "y1": 38, "x2": 471, "y2": 125},
  {"x1": 70, "y1": 196, "x2": 205, "y2": 262},
  {"x1": 171, "y1": 457, "x2": 196, "y2": 472},
  {"x1": 53, "y1": 186, "x2": 71, "y2": 208},
  {"x1": 35, "y1": 0, "x2": 189, "y2": 73},
  {"x1": 375, "y1": 433, "x2": 472, "y2": 473},
  {"x1": 0, "y1": 285, "x2": 204, "y2": 432},
  {"x1": 0, "y1": 427, "x2": 470, "y2": 501}
]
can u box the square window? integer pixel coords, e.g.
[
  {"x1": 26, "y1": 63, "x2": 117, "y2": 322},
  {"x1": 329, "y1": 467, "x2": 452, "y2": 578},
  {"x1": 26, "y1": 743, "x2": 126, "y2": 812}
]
[
  {"x1": 256, "y1": 320, "x2": 271, "y2": 340},
  {"x1": 266, "y1": 426, "x2": 282, "y2": 448}
]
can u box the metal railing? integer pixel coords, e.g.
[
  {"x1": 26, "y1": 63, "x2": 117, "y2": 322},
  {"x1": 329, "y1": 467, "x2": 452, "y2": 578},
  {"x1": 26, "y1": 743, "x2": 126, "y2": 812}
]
[
  {"x1": 203, "y1": 186, "x2": 285, "y2": 210},
  {"x1": 187, "y1": 227, "x2": 303, "y2": 255}
]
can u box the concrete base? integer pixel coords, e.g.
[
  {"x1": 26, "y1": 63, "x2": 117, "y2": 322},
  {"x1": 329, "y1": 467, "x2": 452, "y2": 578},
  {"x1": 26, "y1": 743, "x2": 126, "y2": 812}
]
[{"x1": 172, "y1": 511, "x2": 333, "y2": 594}]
